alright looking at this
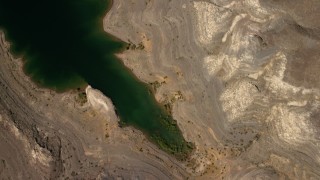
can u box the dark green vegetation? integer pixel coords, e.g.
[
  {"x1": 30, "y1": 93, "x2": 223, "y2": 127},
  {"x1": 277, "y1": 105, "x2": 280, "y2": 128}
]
[
  {"x1": 0, "y1": 0, "x2": 193, "y2": 159},
  {"x1": 76, "y1": 89, "x2": 87, "y2": 106}
]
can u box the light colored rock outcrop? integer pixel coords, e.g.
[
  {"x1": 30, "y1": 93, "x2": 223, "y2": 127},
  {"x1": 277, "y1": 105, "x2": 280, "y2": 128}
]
[{"x1": 105, "y1": 0, "x2": 320, "y2": 178}]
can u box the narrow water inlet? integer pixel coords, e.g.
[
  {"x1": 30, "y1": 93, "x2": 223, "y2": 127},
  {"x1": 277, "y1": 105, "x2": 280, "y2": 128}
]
[{"x1": 0, "y1": 0, "x2": 193, "y2": 159}]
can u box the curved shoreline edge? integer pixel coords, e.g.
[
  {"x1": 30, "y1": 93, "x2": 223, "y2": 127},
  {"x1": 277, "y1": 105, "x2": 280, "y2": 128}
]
[{"x1": 0, "y1": 0, "x2": 193, "y2": 160}]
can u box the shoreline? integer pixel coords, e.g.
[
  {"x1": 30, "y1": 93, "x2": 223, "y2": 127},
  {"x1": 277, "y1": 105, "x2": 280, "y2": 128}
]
[
  {"x1": 104, "y1": 0, "x2": 320, "y2": 178},
  {"x1": 1, "y1": 0, "x2": 320, "y2": 179},
  {"x1": 0, "y1": 0, "x2": 193, "y2": 160},
  {"x1": 0, "y1": 30, "x2": 191, "y2": 179}
]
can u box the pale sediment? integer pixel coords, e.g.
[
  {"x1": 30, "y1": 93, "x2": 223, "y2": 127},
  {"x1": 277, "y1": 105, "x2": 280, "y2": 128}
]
[
  {"x1": 0, "y1": 31, "x2": 189, "y2": 179},
  {"x1": 1, "y1": 0, "x2": 320, "y2": 179},
  {"x1": 104, "y1": 0, "x2": 320, "y2": 179}
]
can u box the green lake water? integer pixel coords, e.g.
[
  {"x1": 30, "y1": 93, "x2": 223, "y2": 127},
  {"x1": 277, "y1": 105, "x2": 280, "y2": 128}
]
[{"x1": 0, "y1": 0, "x2": 192, "y2": 158}]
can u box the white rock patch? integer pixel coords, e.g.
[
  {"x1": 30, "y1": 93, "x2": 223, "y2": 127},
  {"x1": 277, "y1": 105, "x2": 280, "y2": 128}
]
[
  {"x1": 86, "y1": 86, "x2": 113, "y2": 114},
  {"x1": 220, "y1": 80, "x2": 258, "y2": 121},
  {"x1": 268, "y1": 104, "x2": 315, "y2": 144},
  {"x1": 193, "y1": 1, "x2": 232, "y2": 45}
]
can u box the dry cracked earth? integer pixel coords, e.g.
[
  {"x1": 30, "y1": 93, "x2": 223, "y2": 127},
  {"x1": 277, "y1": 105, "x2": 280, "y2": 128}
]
[{"x1": 1, "y1": 0, "x2": 320, "y2": 179}]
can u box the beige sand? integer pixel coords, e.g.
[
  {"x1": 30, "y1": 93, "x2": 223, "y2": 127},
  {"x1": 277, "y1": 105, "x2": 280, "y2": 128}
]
[{"x1": 1, "y1": 0, "x2": 320, "y2": 179}]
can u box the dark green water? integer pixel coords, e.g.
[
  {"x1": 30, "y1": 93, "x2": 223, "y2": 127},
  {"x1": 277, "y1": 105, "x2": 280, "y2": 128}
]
[{"x1": 0, "y1": 0, "x2": 192, "y2": 158}]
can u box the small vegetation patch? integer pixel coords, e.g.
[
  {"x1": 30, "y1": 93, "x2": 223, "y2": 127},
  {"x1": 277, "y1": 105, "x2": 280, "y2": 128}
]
[{"x1": 75, "y1": 91, "x2": 87, "y2": 106}]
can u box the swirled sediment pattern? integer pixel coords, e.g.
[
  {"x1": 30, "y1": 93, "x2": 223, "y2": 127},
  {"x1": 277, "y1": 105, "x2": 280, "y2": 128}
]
[
  {"x1": 0, "y1": 31, "x2": 189, "y2": 179},
  {"x1": 1, "y1": 0, "x2": 320, "y2": 179},
  {"x1": 105, "y1": 0, "x2": 320, "y2": 179}
]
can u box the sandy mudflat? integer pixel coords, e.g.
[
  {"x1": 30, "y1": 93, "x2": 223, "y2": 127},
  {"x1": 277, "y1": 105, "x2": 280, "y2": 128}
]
[{"x1": 1, "y1": 0, "x2": 320, "y2": 179}]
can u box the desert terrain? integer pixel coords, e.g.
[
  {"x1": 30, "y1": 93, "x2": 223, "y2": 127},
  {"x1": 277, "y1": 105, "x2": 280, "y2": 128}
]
[{"x1": 1, "y1": 0, "x2": 320, "y2": 179}]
